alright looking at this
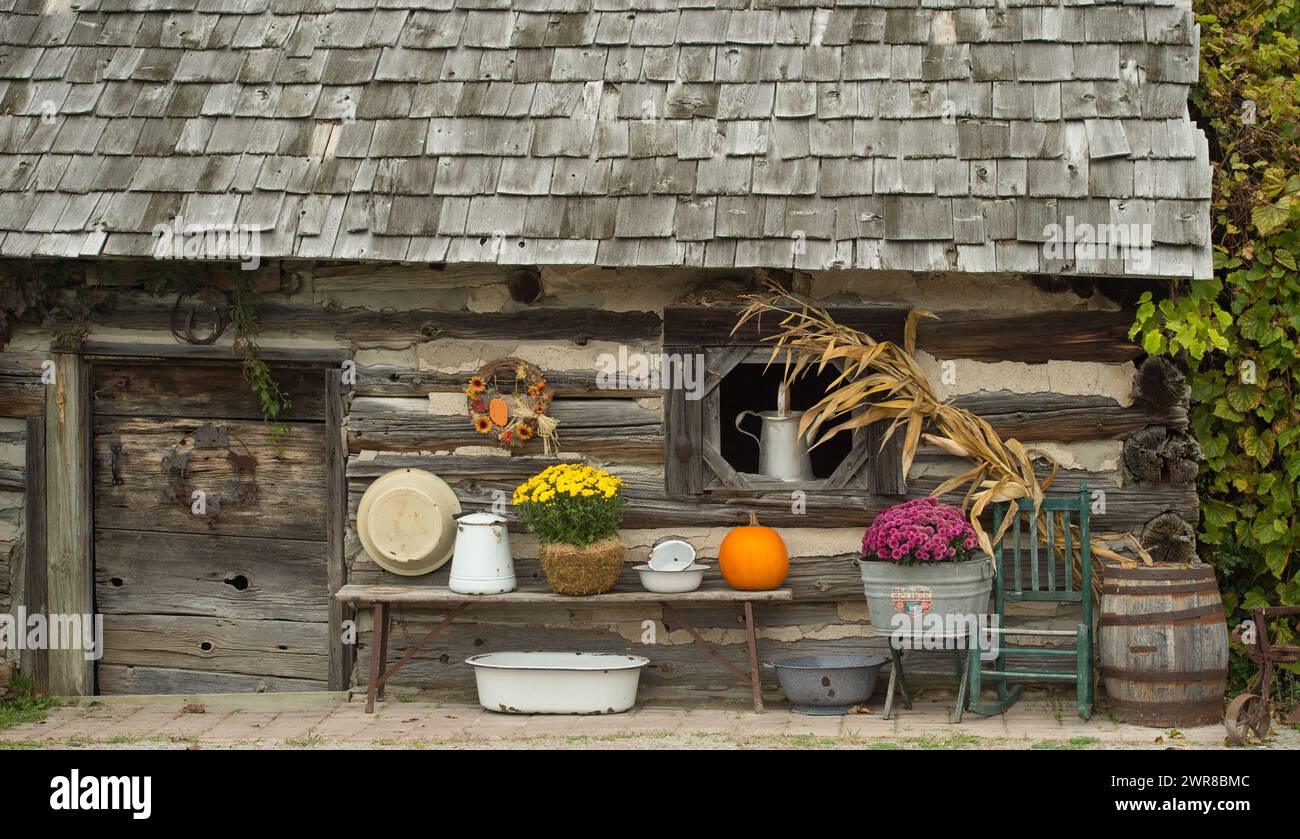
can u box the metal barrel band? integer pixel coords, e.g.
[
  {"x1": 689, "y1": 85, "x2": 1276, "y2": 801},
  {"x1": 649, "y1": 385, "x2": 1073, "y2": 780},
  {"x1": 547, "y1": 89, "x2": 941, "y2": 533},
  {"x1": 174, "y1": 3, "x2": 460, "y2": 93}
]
[
  {"x1": 1100, "y1": 581, "x2": 1221, "y2": 596},
  {"x1": 1103, "y1": 565, "x2": 1217, "y2": 580},
  {"x1": 1097, "y1": 603, "x2": 1225, "y2": 627},
  {"x1": 1099, "y1": 666, "x2": 1228, "y2": 682},
  {"x1": 1105, "y1": 696, "x2": 1225, "y2": 725}
]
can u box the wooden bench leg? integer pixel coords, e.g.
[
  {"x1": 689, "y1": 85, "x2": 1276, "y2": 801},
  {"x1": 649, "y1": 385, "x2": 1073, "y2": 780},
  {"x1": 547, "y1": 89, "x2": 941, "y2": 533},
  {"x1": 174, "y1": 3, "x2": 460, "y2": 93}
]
[
  {"x1": 744, "y1": 601, "x2": 763, "y2": 714},
  {"x1": 661, "y1": 601, "x2": 763, "y2": 713},
  {"x1": 366, "y1": 603, "x2": 386, "y2": 714}
]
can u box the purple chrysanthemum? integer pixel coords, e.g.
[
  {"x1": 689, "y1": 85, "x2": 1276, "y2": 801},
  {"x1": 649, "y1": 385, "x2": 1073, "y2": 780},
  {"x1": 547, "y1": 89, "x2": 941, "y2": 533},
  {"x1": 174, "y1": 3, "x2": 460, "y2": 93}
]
[{"x1": 860, "y1": 498, "x2": 979, "y2": 565}]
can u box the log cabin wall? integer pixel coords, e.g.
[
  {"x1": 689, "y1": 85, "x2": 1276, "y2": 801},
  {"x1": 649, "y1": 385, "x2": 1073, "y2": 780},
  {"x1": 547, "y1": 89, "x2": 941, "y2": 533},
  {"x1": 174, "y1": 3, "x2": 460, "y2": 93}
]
[{"x1": 0, "y1": 262, "x2": 1196, "y2": 699}]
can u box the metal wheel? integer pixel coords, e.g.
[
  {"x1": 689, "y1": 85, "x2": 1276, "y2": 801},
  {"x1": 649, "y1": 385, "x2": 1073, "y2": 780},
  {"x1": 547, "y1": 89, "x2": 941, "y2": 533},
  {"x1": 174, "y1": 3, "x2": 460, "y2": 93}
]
[{"x1": 1224, "y1": 693, "x2": 1266, "y2": 745}]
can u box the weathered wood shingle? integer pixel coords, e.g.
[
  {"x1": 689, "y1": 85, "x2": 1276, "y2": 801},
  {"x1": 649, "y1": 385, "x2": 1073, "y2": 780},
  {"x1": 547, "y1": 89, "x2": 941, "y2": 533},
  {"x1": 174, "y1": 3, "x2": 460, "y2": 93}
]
[{"x1": 0, "y1": 0, "x2": 1211, "y2": 278}]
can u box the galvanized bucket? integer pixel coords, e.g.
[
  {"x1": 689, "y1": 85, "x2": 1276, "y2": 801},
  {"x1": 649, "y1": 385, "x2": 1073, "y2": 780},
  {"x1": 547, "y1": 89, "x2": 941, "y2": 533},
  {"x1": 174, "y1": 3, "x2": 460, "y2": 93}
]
[{"x1": 858, "y1": 554, "x2": 993, "y2": 635}]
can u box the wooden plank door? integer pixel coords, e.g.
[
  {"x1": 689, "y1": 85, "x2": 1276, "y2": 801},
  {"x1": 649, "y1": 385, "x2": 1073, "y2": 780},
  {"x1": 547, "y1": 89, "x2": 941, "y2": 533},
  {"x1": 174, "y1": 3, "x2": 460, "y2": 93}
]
[{"x1": 90, "y1": 360, "x2": 331, "y2": 694}]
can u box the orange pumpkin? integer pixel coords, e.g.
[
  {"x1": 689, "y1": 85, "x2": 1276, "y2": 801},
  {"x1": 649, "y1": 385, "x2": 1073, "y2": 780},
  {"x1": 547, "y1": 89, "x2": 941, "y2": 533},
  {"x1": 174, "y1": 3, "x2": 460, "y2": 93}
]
[
  {"x1": 488, "y1": 397, "x2": 510, "y2": 427},
  {"x1": 718, "y1": 512, "x2": 788, "y2": 591}
]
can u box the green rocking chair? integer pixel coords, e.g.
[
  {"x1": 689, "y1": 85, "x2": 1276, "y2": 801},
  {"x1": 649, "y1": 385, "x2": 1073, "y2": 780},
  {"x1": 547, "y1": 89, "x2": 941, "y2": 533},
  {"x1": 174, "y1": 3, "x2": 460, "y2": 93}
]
[{"x1": 967, "y1": 483, "x2": 1094, "y2": 720}]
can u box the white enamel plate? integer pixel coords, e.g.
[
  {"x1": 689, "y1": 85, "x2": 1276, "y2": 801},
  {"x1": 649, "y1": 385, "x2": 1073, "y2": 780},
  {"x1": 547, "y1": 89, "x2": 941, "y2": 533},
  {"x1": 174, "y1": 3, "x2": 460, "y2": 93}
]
[{"x1": 357, "y1": 468, "x2": 463, "y2": 576}]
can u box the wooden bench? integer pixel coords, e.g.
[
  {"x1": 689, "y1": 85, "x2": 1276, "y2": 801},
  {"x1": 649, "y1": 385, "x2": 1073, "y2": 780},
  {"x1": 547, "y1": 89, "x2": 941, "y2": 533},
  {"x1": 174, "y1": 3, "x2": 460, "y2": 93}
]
[{"x1": 334, "y1": 585, "x2": 794, "y2": 714}]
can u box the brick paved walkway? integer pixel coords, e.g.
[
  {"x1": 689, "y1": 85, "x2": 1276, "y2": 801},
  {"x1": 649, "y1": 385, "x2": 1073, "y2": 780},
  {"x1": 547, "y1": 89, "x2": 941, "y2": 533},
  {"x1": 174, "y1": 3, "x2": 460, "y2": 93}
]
[{"x1": 3, "y1": 696, "x2": 1295, "y2": 749}]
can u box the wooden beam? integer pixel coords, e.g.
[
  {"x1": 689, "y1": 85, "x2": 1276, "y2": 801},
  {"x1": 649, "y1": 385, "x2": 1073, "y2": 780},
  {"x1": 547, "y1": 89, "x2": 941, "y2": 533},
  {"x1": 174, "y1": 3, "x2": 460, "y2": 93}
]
[
  {"x1": 21, "y1": 415, "x2": 48, "y2": 693},
  {"x1": 91, "y1": 360, "x2": 330, "y2": 421},
  {"x1": 348, "y1": 454, "x2": 1197, "y2": 534},
  {"x1": 72, "y1": 341, "x2": 352, "y2": 365},
  {"x1": 354, "y1": 365, "x2": 649, "y2": 398},
  {"x1": 98, "y1": 300, "x2": 663, "y2": 345},
  {"x1": 326, "y1": 370, "x2": 352, "y2": 691},
  {"x1": 663, "y1": 345, "x2": 703, "y2": 495},
  {"x1": 45, "y1": 353, "x2": 93, "y2": 696},
  {"x1": 665, "y1": 306, "x2": 1139, "y2": 364},
  {"x1": 665, "y1": 305, "x2": 908, "y2": 347},
  {"x1": 917, "y1": 310, "x2": 1140, "y2": 363}
]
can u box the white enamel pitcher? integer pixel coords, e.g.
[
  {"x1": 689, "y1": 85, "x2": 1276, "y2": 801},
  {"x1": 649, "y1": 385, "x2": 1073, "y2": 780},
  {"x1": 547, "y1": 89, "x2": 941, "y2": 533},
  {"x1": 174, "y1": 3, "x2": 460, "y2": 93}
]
[
  {"x1": 734, "y1": 410, "x2": 814, "y2": 481},
  {"x1": 449, "y1": 512, "x2": 517, "y2": 595}
]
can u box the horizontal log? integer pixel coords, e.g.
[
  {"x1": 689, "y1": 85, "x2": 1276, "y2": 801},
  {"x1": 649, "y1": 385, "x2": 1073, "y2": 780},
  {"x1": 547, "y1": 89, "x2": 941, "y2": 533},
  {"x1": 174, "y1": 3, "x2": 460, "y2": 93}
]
[
  {"x1": 951, "y1": 392, "x2": 1187, "y2": 440},
  {"x1": 73, "y1": 341, "x2": 351, "y2": 365},
  {"x1": 346, "y1": 389, "x2": 1169, "y2": 463},
  {"x1": 348, "y1": 398, "x2": 662, "y2": 461},
  {"x1": 98, "y1": 664, "x2": 327, "y2": 695},
  {"x1": 665, "y1": 305, "x2": 908, "y2": 347},
  {"x1": 91, "y1": 360, "x2": 328, "y2": 422},
  {"x1": 92, "y1": 297, "x2": 1137, "y2": 364},
  {"x1": 95, "y1": 528, "x2": 329, "y2": 622},
  {"x1": 101, "y1": 299, "x2": 663, "y2": 345},
  {"x1": 93, "y1": 416, "x2": 328, "y2": 541},
  {"x1": 0, "y1": 353, "x2": 44, "y2": 418},
  {"x1": 347, "y1": 454, "x2": 1195, "y2": 534},
  {"x1": 664, "y1": 305, "x2": 1139, "y2": 363},
  {"x1": 0, "y1": 464, "x2": 23, "y2": 492},
  {"x1": 100, "y1": 614, "x2": 330, "y2": 682},
  {"x1": 354, "y1": 364, "x2": 650, "y2": 398},
  {"x1": 918, "y1": 310, "x2": 1139, "y2": 363}
]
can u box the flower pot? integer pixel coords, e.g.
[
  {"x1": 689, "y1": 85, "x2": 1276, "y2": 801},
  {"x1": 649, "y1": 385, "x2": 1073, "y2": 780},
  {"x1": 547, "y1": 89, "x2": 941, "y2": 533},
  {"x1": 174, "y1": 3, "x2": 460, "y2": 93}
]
[
  {"x1": 858, "y1": 554, "x2": 993, "y2": 633},
  {"x1": 538, "y1": 537, "x2": 626, "y2": 595}
]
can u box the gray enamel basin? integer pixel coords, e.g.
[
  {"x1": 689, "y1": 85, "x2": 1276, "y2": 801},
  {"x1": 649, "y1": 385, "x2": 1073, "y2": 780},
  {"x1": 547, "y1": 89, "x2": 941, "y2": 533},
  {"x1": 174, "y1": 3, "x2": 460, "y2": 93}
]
[{"x1": 764, "y1": 655, "x2": 888, "y2": 714}]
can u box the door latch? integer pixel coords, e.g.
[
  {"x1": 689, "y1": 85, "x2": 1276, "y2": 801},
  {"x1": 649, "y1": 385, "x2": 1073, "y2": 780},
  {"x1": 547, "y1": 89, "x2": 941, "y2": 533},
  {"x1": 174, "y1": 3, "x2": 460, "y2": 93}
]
[{"x1": 109, "y1": 443, "x2": 124, "y2": 486}]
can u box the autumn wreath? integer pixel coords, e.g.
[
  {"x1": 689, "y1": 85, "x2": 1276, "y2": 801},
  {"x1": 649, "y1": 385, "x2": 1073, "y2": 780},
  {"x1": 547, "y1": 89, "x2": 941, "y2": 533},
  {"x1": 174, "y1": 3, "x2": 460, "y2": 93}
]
[{"x1": 466, "y1": 357, "x2": 559, "y2": 454}]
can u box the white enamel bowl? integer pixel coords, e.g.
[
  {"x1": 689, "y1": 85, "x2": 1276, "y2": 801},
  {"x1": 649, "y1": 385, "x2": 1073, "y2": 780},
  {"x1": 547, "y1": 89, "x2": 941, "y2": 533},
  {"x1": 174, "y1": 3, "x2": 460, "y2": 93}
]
[{"x1": 634, "y1": 563, "x2": 709, "y2": 593}]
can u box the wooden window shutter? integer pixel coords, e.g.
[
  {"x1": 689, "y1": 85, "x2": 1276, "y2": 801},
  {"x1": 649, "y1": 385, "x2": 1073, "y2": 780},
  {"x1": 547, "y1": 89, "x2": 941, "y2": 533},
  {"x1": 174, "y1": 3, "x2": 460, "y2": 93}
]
[
  {"x1": 865, "y1": 421, "x2": 907, "y2": 495},
  {"x1": 663, "y1": 344, "x2": 703, "y2": 495}
]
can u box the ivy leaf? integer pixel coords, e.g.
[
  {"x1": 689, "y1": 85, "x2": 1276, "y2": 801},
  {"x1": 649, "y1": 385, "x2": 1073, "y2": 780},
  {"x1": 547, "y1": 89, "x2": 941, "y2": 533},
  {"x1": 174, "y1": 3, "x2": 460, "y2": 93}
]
[
  {"x1": 1240, "y1": 425, "x2": 1276, "y2": 466},
  {"x1": 1225, "y1": 379, "x2": 1265, "y2": 412},
  {"x1": 1253, "y1": 202, "x2": 1290, "y2": 236},
  {"x1": 1202, "y1": 499, "x2": 1238, "y2": 530},
  {"x1": 1277, "y1": 249, "x2": 1298, "y2": 270},
  {"x1": 1252, "y1": 515, "x2": 1281, "y2": 544}
]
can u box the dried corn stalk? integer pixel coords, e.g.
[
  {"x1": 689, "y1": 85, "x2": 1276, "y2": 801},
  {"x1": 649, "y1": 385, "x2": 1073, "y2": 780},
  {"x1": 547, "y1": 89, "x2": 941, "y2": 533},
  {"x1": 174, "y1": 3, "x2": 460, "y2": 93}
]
[{"x1": 733, "y1": 288, "x2": 1141, "y2": 599}]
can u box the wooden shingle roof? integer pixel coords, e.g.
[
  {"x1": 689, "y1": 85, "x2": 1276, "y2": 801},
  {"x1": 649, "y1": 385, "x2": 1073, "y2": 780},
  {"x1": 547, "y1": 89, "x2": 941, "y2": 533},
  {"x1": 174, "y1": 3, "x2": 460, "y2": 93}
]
[{"x1": 0, "y1": 0, "x2": 1211, "y2": 277}]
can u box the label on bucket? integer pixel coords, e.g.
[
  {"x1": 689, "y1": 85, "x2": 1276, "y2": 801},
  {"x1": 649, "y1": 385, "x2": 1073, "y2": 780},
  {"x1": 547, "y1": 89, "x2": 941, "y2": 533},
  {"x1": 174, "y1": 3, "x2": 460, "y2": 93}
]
[{"x1": 891, "y1": 585, "x2": 932, "y2": 617}]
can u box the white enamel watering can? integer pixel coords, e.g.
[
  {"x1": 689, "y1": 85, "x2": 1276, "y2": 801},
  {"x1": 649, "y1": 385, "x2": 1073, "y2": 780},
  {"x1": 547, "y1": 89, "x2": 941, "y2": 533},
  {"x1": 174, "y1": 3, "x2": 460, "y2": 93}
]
[
  {"x1": 449, "y1": 512, "x2": 517, "y2": 595},
  {"x1": 734, "y1": 410, "x2": 814, "y2": 482}
]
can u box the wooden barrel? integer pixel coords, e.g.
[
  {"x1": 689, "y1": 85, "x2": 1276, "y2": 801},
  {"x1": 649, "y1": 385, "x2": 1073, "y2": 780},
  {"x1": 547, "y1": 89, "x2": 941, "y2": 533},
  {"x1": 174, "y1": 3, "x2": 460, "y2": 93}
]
[{"x1": 1099, "y1": 564, "x2": 1229, "y2": 727}]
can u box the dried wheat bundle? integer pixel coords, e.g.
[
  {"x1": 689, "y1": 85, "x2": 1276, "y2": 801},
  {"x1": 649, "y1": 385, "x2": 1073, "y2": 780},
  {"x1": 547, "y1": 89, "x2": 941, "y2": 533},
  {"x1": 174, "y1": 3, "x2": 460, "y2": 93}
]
[{"x1": 733, "y1": 287, "x2": 1142, "y2": 598}]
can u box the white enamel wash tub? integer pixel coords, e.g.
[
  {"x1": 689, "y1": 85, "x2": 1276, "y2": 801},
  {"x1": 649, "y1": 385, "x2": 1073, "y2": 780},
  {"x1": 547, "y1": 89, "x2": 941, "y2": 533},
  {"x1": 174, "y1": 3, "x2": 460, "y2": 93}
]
[{"x1": 466, "y1": 652, "x2": 650, "y2": 714}]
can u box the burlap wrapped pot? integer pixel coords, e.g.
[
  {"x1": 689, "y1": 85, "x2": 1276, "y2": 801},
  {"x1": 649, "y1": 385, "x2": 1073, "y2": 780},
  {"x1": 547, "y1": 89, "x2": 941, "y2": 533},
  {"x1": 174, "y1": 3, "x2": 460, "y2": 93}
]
[{"x1": 538, "y1": 537, "x2": 626, "y2": 596}]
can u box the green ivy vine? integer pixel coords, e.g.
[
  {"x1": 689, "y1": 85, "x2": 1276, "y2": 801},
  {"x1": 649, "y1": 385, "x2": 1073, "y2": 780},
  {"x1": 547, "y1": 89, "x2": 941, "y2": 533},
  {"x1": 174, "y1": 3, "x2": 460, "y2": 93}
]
[
  {"x1": 1128, "y1": 0, "x2": 1300, "y2": 698},
  {"x1": 1, "y1": 266, "x2": 292, "y2": 449}
]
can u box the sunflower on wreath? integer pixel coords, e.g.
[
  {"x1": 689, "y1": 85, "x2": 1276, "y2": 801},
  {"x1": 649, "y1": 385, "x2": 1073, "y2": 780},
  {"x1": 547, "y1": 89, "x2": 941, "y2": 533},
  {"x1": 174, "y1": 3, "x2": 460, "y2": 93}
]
[{"x1": 466, "y1": 357, "x2": 559, "y2": 455}]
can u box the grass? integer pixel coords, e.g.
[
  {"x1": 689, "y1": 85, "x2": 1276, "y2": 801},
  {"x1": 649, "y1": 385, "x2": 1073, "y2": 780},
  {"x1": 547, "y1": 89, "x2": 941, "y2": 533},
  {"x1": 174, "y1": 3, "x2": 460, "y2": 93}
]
[
  {"x1": 0, "y1": 674, "x2": 58, "y2": 732},
  {"x1": 1031, "y1": 736, "x2": 1101, "y2": 751},
  {"x1": 284, "y1": 733, "x2": 326, "y2": 748},
  {"x1": 901, "y1": 731, "x2": 985, "y2": 750}
]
